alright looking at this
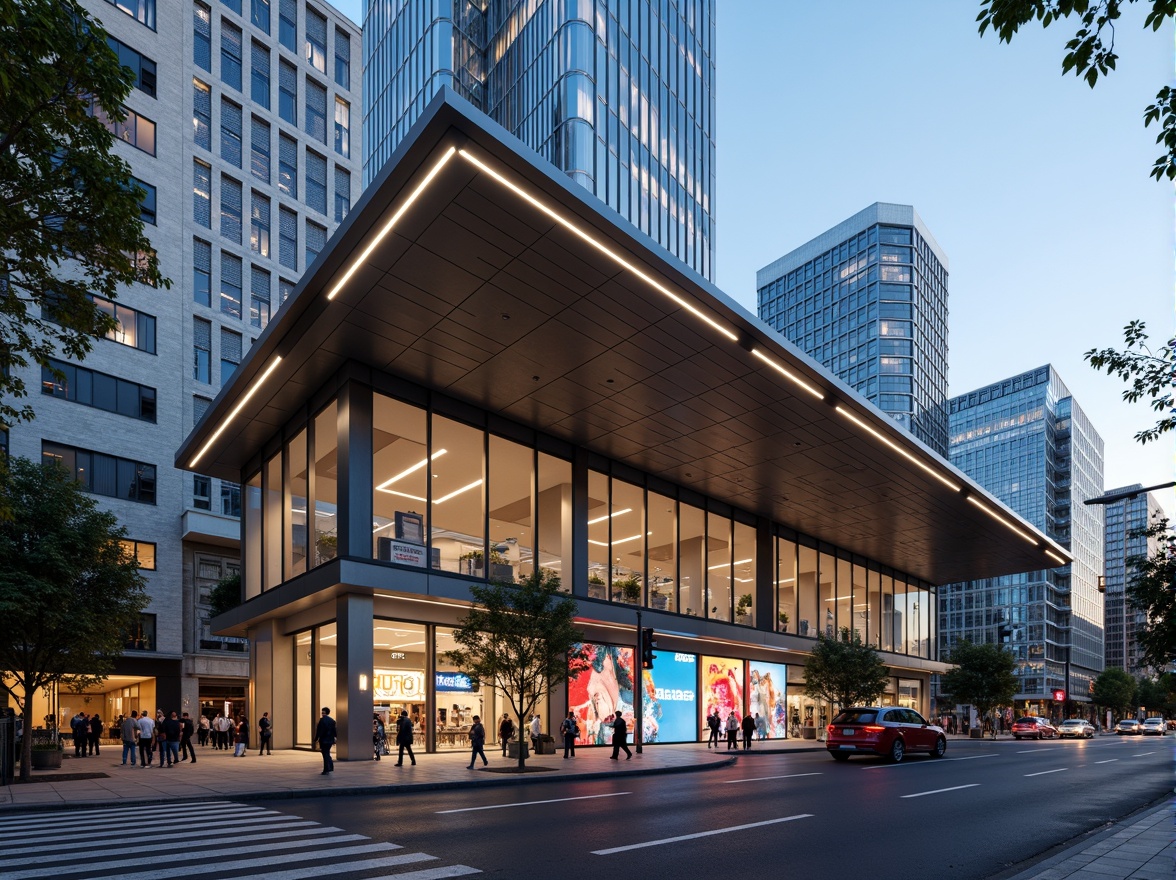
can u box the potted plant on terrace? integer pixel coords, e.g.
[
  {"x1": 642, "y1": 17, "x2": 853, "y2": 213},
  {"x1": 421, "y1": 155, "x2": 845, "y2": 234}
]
[
  {"x1": 735, "y1": 594, "x2": 753, "y2": 624},
  {"x1": 613, "y1": 576, "x2": 642, "y2": 604},
  {"x1": 30, "y1": 739, "x2": 63, "y2": 770},
  {"x1": 316, "y1": 533, "x2": 338, "y2": 563},
  {"x1": 588, "y1": 573, "x2": 606, "y2": 599}
]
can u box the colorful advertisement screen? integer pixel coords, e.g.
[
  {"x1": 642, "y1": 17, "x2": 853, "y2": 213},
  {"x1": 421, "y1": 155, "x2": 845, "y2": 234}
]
[
  {"x1": 747, "y1": 661, "x2": 788, "y2": 739},
  {"x1": 640, "y1": 651, "x2": 697, "y2": 743},
  {"x1": 700, "y1": 655, "x2": 745, "y2": 735},
  {"x1": 568, "y1": 643, "x2": 635, "y2": 745}
]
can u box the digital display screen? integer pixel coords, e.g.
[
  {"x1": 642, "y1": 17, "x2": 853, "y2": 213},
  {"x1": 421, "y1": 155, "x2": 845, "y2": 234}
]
[
  {"x1": 640, "y1": 651, "x2": 697, "y2": 743},
  {"x1": 700, "y1": 655, "x2": 744, "y2": 734},
  {"x1": 747, "y1": 661, "x2": 788, "y2": 739},
  {"x1": 568, "y1": 643, "x2": 634, "y2": 745}
]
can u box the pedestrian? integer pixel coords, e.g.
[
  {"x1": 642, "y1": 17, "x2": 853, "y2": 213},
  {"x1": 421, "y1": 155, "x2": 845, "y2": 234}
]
[
  {"x1": 155, "y1": 712, "x2": 167, "y2": 763},
  {"x1": 559, "y1": 711, "x2": 579, "y2": 758},
  {"x1": 137, "y1": 710, "x2": 156, "y2": 767},
  {"x1": 498, "y1": 713, "x2": 514, "y2": 756},
  {"x1": 725, "y1": 712, "x2": 739, "y2": 750},
  {"x1": 529, "y1": 714, "x2": 541, "y2": 755},
  {"x1": 741, "y1": 711, "x2": 755, "y2": 750},
  {"x1": 180, "y1": 712, "x2": 197, "y2": 763},
  {"x1": 88, "y1": 713, "x2": 103, "y2": 756},
  {"x1": 70, "y1": 712, "x2": 87, "y2": 757},
  {"x1": 313, "y1": 707, "x2": 336, "y2": 774},
  {"x1": 373, "y1": 713, "x2": 385, "y2": 760},
  {"x1": 198, "y1": 714, "x2": 210, "y2": 747},
  {"x1": 706, "y1": 709, "x2": 721, "y2": 748},
  {"x1": 212, "y1": 712, "x2": 227, "y2": 749},
  {"x1": 234, "y1": 715, "x2": 249, "y2": 756},
  {"x1": 466, "y1": 715, "x2": 488, "y2": 769},
  {"x1": 394, "y1": 710, "x2": 416, "y2": 766},
  {"x1": 162, "y1": 711, "x2": 182, "y2": 767},
  {"x1": 120, "y1": 710, "x2": 139, "y2": 766},
  {"x1": 258, "y1": 711, "x2": 272, "y2": 755},
  {"x1": 609, "y1": 710, "x2": 632, "y2": 760},
  {"x1": 754, "y1": 712, "x2": 767, "y2": 741}
]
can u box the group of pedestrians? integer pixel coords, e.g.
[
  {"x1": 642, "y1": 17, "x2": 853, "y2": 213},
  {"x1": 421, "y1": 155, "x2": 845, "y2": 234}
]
[
  {"x1": 68, "y1": 712, "x2": 104, "y2": 757},
  {"x1": 117, "y1": 710, "x2": 198, "y2": 767},
  {"x1": 704, "y1": 709, "x2": 760, "y2": 750}
]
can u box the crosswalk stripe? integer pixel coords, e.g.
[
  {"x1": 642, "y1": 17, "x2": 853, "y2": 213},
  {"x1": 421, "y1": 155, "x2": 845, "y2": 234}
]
[
  {"x1": 372, "y1": 868, "x2": 482, "y2": 879},
  {"x1": 0, "y1": 812, "x2": 301, "y2": 844},
  {"x1": 0, "y1": 822, "x2": 333, "y2": 858},
  {"x1": 4, "y1": 830, "x2": 366, "y2": 868},
  {"x1": 0, "y1": 800, "x2": 245, "y2": 828},
  {"x1": 183, "y1": 852, "x2": 438, "y2": 880}
]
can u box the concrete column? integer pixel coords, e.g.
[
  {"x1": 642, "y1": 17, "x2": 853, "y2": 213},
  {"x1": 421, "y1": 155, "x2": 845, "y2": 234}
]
[
  {"x1": 250, "y1": 619, "x2": 294, "y2": 749},
  {"x1": 335, "y1": 593, "x2": 374, "y2": 760},
  {"x1": 337, "y1": 381, "x2": 373, "y2": 560}
]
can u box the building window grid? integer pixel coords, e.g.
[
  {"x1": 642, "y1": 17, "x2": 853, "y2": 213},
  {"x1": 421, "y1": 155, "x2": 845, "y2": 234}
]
[
  {"x1": 107, "y1": 35, "x2": 157, "y2": 98},
  {"x1": 250, "y1": 264, "x2": 271, "y2": 328},
  {"x1": 193, "y1": 79, "x2": 212, "y2": 150},
  {"x1": 41, "y1": 359, "x2": 157, "y2": 423},
  {"x1": 334, "y1": 26, "x2": 350, "y2": 89},
  {"x1": 250, "y1": 191, "x2": 271, "y2": 257},
  {"x1": 278, "y1": 206, "x2": 298, "y2": 271},
  {"x1": 251, "y1": 0, "x2": 270, "y2": 34},
  {"x1": 305, "y1": 7, "x2": 327, "y2": 73},
  {"x1": 305, "y1": 220, "x2": 325, "y2": 265},
  {"x1": 251, "y1": 41, "x2": 271, "y2": 108},
  {"x1": 220, "y1": 176, "x2": 243, "y2": 243},
  {"x1": 107, "y1": 0, "x2": 156, "y2": 30},
  {"x1": 220, "y1": 327, "x2": 242, "y2": 385},
  {"x1": 278, "y1": 0, "x2": 296, "y2": 52},
  {"x1": 194, "y1": 2, "x2": 212, "y2": 69},
  {"x1": 278, "y1": 59, "x2": 297, "y2": 126},
  {"x1": 250, "y1": 116, "x2": 271, "y2": 182},
  {"x1": 220, "y1": 98, "x2": 243, "y2": 167},
  {"x1": 42, "y1": 441, "x2": 156, "y2": 504},
  {"x1": 305, "y1": 79, "x2": 327, "y2": 143},
  {"x1": 221, "y1": 20, "x2": 243, "y2": 91},
  {"x1": 220, "y1": 252, "x2": 243, "y2": 319},
  {"x1": 333, "y1": 165, "x2": 350, "y2": 222},
  {"x1": 278, "y1": 133, "x2": 297, "y2": 197},
  {"x1": 305, "y1": 149, "x2": 326, "y2": 214},
  {"x1": 333, "y1": 97, "x2": 349, "y2": 157},
  {"x1": 193, "y1": 237, "x2": 212, "y2": 306}
]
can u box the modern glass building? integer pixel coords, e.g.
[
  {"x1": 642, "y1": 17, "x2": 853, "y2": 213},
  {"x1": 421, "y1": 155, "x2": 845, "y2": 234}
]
[
  {"x1": 363, "y1": 0, "x2": 716, "y2": 280},
  {"x1": 940, "y1": 365, "x2": 1104, "y2": 719},
  {"x1": 756, "y1": 203, "x2": 949, "y2": 456},
  {"x1": 178, "y1": 91, "x2": 1066, "y2": 759},
  {"x1": 1100, "y1": 485, "x2": 1166, "y2": 676}
]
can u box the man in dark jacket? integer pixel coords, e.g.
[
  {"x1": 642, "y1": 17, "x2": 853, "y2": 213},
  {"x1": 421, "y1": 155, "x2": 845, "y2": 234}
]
[
  {"x1": 466, "y1": 715, "x2": 487, "y2": 769},
  {"x1": 313, "y1": 707, "x2": 336, "y2": 774},
  {"x1": 161, "y1": 711, "x2": 182, "y2": 767},
  {"x1": 394, "y1": 710, "x2": 416, "y2": 766},
  {"x1": 741, "y1": 711, "x2": 756, "y2": 750},
  {"x1": 179, "y1": 712, "x2": 197, "y2": 763},
  {"x1": 609, "y1": 710, "x2": 632, "y2": 760},
  {"x1": 706, "y1": 709, "x2": 721, "y2": 749},
  {"x1": 88, "y1": 713, "x2": 103, "y2": 756}
]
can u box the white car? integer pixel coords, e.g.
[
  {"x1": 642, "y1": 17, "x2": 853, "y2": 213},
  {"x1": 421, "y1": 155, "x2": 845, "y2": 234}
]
[{"x1": 1140, "y1": 717, "x2": 1167, "y2": 736}]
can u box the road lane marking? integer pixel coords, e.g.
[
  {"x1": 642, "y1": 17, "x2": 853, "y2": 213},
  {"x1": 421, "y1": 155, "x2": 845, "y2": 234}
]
[
  {"x1": 1016, "y1": 748, "x2": 1056, "y2": 753},
  {"x1": 1094, "y1": 759, "x2": 1119, "y2": 764},
  {"x1": 862, "y1": 754, "x2": 997, "y2": 769},
  {"x1": 1024, "y1": 768, "x2": 1067, "y2": 777},
  {"x1": 591, "y1": 814, "x2": 813, "y2": 855},
  {"x1": 724, "y1": 772, "x2": 822, "y2": 784},
  {"x1": 1133, "y1": 752, "x2": 1156, "y2": 757},
  {"x1": 436, "y1": 792, "x2": 630, "y2": 814},
  {"x1": 900, "y1": 784, "x2": 980, "y2": 799}
]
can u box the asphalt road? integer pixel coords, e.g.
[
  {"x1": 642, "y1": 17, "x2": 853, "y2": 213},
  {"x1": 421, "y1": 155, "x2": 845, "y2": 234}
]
[{"x1": 286, "y1": 734, "x2": 1172, "y2": 879}]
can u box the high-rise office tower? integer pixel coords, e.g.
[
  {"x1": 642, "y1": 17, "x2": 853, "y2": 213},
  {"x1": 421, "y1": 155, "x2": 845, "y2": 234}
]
[
  {"x1": 940, "y1": 365, "x2": 1105, "y2": 716},
  {"x1": 362, "y1": 0, "x2": 716, "y2": 280},
  {"x1": 8, "y1": 0, "x2": 360, "y2": 722},
  {"x1": 1100, "y1": 485, "x2": 1166, "y2": 675},
  {"x1": 756, "y1": 203, "x2": 949, "y2": 456}
]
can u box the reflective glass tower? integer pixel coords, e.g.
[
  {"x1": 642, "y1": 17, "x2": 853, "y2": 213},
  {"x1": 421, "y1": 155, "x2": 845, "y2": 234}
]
[
  {"x1": 756, "y1": 203, "x2": 949, "y2": 455},
  {"x1": 940, "y1": 366, "x2": 1105, "y2": 717},
  {"x1": 363, "y1": 0, "x2": 716, "y2": 280},
  {"x1": 1101, "y1": 486, "x2": 1166, "y2": 675}
]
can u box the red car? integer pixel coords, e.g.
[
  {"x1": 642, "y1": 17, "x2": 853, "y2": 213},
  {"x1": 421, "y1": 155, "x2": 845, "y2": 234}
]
[
  {"x1": 826, "y1": 707, "x2": 947, "y2": 763},
  {"x1": 1011, "y1": 716, "x2": 1057, "y2": 740}
]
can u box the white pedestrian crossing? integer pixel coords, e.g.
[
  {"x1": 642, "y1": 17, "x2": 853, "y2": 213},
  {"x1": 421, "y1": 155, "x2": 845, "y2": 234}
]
[{"x1": 0, "y1": 800, "x2": 481, "y2": 879}]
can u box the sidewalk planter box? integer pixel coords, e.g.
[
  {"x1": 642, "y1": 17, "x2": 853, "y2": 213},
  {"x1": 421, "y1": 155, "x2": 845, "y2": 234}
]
[
  {"x1": 507, "y1": 741, "x2": 529, "y2": 759},
  {"x1": 31, "y1": 750, "x2": 62, "y2": 770},
  {"x1": 537, "y1": 735, "x2": 556, "y2": 755},
  {"x1": 969, "y1": 728, "x2": 983, "y2": 738},
  {"x1": 801, "y1": 726, "x2": 817, "y2": 740}
]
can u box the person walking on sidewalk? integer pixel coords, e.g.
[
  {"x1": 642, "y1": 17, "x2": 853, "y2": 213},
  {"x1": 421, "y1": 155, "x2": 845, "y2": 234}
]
[
  {"x1": 258, "y1": 712, "x2": 272, "y2": 755},
  {"x1": 197, "y1": 714, "x2": 210, "y2": 747},
  {"x1": 161, "y1": 711, "x2": 181, "y2": 767},
  {"x1": 529, "y1": 715, "x2": 541, "y2": 755},
  {"x1": 180, "y1": 712, "x2": 196, "y2": 763},
  {"x1": 394, "y1": 710, "x2": 416, "y2": 766},
  {"x1": 725, "y1": 712, "x2": 739, "y2": 750},
  {"x1": 609, "y1": 710, "x2": 632, "y2": 760},
  {"x1": 560, "y1": 711, "x2": 579, "y2": 758},
  {"x1": 120, "y1": 711, "x2": 139, "y2": 766},
  {"x1": 466, "y1": 715, "x2": 488, "y2": 768},
  {"x1": 137, "y1": 710, "x2": 156, "y2": 767},
  {"x1": 88, "y1": 713, "x2": 103, "y2": 756},
  {"x1": 706, "y1": 709, "x2": 721, "y2": 748},
  {"x1": 498, "y1": 714, "x2": 514, "y2": 756},
  {"x1": 313, "y1": 707, "x2": 336, "y2": 774},
  {"x1": 234, "y1": 715, "x2": 249, "y2": 757},
  {"x1": 741, "y1": 711, "x2": 755, "y2": 750}
]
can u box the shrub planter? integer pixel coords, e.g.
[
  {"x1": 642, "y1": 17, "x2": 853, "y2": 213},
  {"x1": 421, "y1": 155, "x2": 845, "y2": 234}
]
[{"x1": 31, "y1": 750, "x2": 63, "y2": 770}]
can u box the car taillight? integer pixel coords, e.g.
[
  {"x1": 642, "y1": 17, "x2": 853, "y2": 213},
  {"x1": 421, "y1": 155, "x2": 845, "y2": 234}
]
[
  {"x1": 826, "y1": 725, "x2": 836, "y2": 734},
  {"x1": 863, "y1": 725, "x2": 885, "y2": 733}
]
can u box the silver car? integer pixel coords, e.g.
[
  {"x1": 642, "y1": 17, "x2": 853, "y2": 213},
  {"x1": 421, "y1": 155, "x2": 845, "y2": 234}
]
[
  {"x1": 1140, "y1": 717, "x2": 1167, "y2": 736},
  {"x1": 1057, "y1": 719, "x2": 1095, "y2": 739},
  {"x1": 1115, "y1": 719, "x2": 1141, "y2": 735}
]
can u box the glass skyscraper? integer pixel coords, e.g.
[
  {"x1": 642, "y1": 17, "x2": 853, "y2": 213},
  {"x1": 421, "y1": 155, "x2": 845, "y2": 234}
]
[
  {"x1": 1101, "y1": 486, "x2": 1166, "y2": 675},
  {"x1": 362, "y1": 0, "x2": 716, "y2": 280},
  {"x1": 940, "y1": 365, "x2": 1105, "y2": 717},
  {"x1": 756, "y1": 203, "x2": 949, "y2": 456}
]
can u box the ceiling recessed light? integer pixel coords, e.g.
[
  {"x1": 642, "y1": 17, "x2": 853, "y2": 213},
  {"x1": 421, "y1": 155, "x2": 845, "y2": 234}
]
[{"x1": 501, "y1": 313, "x2": 510, "y2": 320}]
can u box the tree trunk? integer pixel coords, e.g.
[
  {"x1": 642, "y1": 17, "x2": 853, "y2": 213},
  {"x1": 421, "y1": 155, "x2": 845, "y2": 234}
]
[
  {"x1": 19, "y1": 702, "x2": 33, "y2": 782},
  {"x1": 516, "y1": 711, "x2": 526, "y2": 769}
]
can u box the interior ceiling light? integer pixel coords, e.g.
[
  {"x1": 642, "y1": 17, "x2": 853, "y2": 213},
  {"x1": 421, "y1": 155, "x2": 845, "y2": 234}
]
[
  {"x1": 327, "y1": 146, "x2": 457, "y2": 301},
  {"x1": 587, "y1": 508, "x2": 632, "y2": 525},
  {"x1": 709, "y1": 558, "x2": 752, "y2": 571},
  {"x1": 189, "y1": 356, "x2": 282, "y2": 467},
  {"x1": 749, "y1": 348, "x2": 825, "y2": 400},
  {"x1": 458, "y1": 148, "x2": 738, "y2": 343},
  {"x1": 376, "y1": 449, "x2": 447, "y2": 491},
  {"x1": 434, "y1": 479, "x2": 483, "y2": 504},
  {"x1": 834, "y1": 405, "x2": 961, "y2": 493},
  {"x1": 381, "y1": 490, "x2": 427, "y2": 503}
]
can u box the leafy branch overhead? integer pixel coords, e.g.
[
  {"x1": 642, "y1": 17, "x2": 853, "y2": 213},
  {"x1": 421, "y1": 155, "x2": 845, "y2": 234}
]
[
  {"x1": 1084, "y1": 321, "x2": 1175, "y2": 445},
  {"x1": 802, "y1": 628, "x2": 891, "y2": 710},
  {"x1": 977, "y1": 1, "x2": 1176, "y2": 180},
  {"x1": 0, "y1": 0, "x2": 169, "y2": 427}
]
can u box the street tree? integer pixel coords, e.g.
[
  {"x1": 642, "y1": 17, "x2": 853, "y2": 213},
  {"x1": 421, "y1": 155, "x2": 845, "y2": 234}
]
[
  {"x1": 0, "y1": 457, "x2": 149, "y2": 780},
  {"x1": 941, "y1": 640, "x2": 1019, "y2": 726},
  {"x1": 444, "y1": 569, "x2": 589, "y2": 770},
  {"x1": 209, "y1": 572, "x2": 242, "y2": 618},
  {"x1": 1092, "y1": 667, "x2": 1138, "y2": 719},
  {"x1": 977, "y1": 1, "x2": 1175, "y2": 180},
  {"x1": 802, "y1": 627, "x2": 891, "y2": 711},
  {"x1": 1126, "y1": 515, "x2": 1176, "y2": 671},
  {"x1": 0, "y1": 0, "x2": 168, "y2": 427},
  {"x1": 1084, "y1": 322, "x2": 1175, "y2": 445}
]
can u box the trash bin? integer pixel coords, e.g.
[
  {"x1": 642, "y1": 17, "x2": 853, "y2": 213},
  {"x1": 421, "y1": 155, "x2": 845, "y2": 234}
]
[{"x1": 538, "y1": 734, "x2": 556, "y2": 755}]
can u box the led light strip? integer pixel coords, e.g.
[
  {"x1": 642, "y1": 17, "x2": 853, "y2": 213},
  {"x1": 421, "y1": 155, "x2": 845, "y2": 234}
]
[
  {"x1": 587, "y1": 508, "x2": 632, "y2": 525},
  {"x1": 375, "y1": 449, "x2": 447, "y2": 491},
  {"x1": 189, "y1": 357, "x2": 282, "y2": 468},
  {"x1": 967, "y1": 495, "x2": 1040, "y2": 545},
  {"x1": 1044, "y1": 549, "x2": 1067, "y2": 565},
  {"x1": 326, "y1": 146, "x2": 458, "y2": 301},
  {"x1": 834, "y1": 405, "x2": 961, "y2": 492},
  {"x1": 458, "y1": 148, "x2": 738, "y2": 343},
  {"x1": 749, "y1": 348, "x2": 825, "y2": 400}
]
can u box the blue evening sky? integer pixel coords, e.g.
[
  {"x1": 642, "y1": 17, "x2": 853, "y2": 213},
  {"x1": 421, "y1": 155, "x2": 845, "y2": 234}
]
[{"x1": 339, "y1": 1, "x2": 1173, "y2": 510}]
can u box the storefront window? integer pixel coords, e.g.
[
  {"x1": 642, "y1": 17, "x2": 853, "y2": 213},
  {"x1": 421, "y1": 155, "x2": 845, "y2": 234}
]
[
  {"x1": 836, "y1": 555, "x2": 852, "y2": 637},
  {"x1": 880, "y1": 572, "x2": 895, "y2": 652},
  {"x1": 701, "y1": 655, "x2": 743, "y2": 734},
  {"x1": 610, "y1": 479, "x2": 644, "y2": 602},
  {"x1": 707, "y1": 512, "x2": 731, "y2": 622},
  {"x1": 372, "y1": 393, "x2": 428, "y2": 564},
  {"x1": 586, "y1": 470, "x2": 609, "y2": 596},
  {"x1": 640, "y1": 650, "x2": 696, "y2": 743},
  {"x1": 312, "y1": 401, "x2": 337, "y2": 566},
  {"x1": 318, "y1": 622, "x2": 337, "y2": 724},
  {"x1": 295, "y1": 630, "x2": 313, "y2": 746},
  {"x1": 894, "y1": 575, "x2": 911, "y2": 654},
  {"x1": 287, "y1": 428, "x2": 308, "y2": 578},
  {"x1": 373, "y1": 621, "x2": 426, "y2": 743},
  {"x1": 748, "y1": 661, "x2": 787, "y2": 739},
  {"x1": 776, "y1": 536, "x2": 796, "y2": 634},
  {"x1": 797, "y1": 542, "x2": 817, "y2": 638},
  {"x1": 488, "y1": 435, "x2": 531, "y2": 583},
  {"x1": 678, "y1": 502, "x2": 704, "y2": 618},
  {"x1": 732, "y1": 521, "x2": 755, "y2": 626},
  {"x1": 244, "y1": 471, "x2": 261, "y2": 598},
  {"x1": 864, "y1": 566, "x2": 881, "y2": 647},
  {"x1": 818, "y1": 548, "x2": 836, "y2": 637},
  {"x1": 432, "y1": 415, "x2": 484, "y2": 575},
  {"x1": 263, "y1": 452, "x2": 281, "y2": 590},
  {"x1": 569, "y1": 642, "x2": 634, "y2": 746},
  {"x1": 911, "y1": 584, "x2": 930, "y2": 659},
  {"x1": 646, "y1": 492, "x2": 675, "y2": 612},
  {"x1": 536, "y1": 453, "x2": 571, "y2": 587},
  {"x1": 434, "y1": 625, "x2": 490, "y2": 752}
]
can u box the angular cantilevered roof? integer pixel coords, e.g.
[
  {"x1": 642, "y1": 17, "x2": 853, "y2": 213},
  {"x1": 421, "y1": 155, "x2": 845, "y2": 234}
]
[{"x1": 177, "y1": 88, "x2": 1070, "y2": 585}]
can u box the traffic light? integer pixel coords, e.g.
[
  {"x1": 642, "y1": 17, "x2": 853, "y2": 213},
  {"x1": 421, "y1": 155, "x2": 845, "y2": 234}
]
[
  {"x1": 641, "y1": 628, "x2": 656, "y2": 669},
  {"x1": 1052, "y1": 689, "x2": 1066, "y2": 702}
]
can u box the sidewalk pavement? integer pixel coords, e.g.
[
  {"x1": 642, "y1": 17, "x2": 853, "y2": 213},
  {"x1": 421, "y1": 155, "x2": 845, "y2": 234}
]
[{"x1": 1, "y1": 734, "x2": 1169, "y2": 880}]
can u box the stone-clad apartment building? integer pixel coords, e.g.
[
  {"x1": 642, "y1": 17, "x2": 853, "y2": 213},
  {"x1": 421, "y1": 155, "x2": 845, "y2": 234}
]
[{"x1": 5, "y1": 0, "x2": 360, "y2": 725}]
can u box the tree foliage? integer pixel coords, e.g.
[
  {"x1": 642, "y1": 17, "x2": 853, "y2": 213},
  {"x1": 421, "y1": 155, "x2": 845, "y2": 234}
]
[
  {"x1": 1092, "y1": 666, "x2": 1138, "y2": 717},
  {"x1": 443, "y1": 570, "x2": 589, "y2": 769},
  {"x1": 977, "y1": 1, "x2": 1176, "y2": 180},
  {"x1": 1126, "y1": 516, "x2": 1176, "y2": 671},
  {"x1": 941, "y1": 640, "x2": 1019, "y2": 720},
  {"x1": 0, "y1": 457, "x2": 149, "y2": 780},
  {"x1": 209, "y1": 572, "x2": 242, "y2": 618},
  {"x1": 0, "y1": 0, "x2": 169, "y2": 427},
  {"x1": 1135, "y1": 673, "x2": 1175, "y2": 716},
  {"x1": 1084, "y1": 321, "x2": 1175, "y2": 445},
  {"x1": 802, "y1": 627, "x2": 891, "y2": 711}
]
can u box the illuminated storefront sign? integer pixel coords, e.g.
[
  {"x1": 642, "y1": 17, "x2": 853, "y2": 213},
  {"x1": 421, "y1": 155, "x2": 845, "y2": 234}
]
[
  {"x1": 701, "y1": 655, "x2": 744, "y2": 732},
  {"x1": 568, "y1": 642, "x2": 634, "y2": 746},
  {"x1": 641, "y1": 651, "x2": 697, "y2": 743},
  {"x1": 435, "y1": 672, "x2": 474, "y2": 692},
  {"x1": 748, "y1": 661, "x2": 788, "y2": 739},
  {"x1": 374, "y1": 669, "x2": 425, "y2": 702}
]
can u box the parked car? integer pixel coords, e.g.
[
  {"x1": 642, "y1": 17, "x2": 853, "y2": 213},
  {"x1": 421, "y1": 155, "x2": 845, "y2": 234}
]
[
  {"x1": 1115, "y1": 719, "x2": 1142, "y2": 735},
  {"x1": 1057, "y1": 719, "x2": 1095, "y2": 739},
  {"x1": 1140, "y1": 717, "x2": 1166, "y2": 736},
  {"x1": 1011, "y1": 717, "x2": 1058, "y2": 740},
  {"x1": 825, "y1": 706, "x2": 947, "y2": 763}
]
